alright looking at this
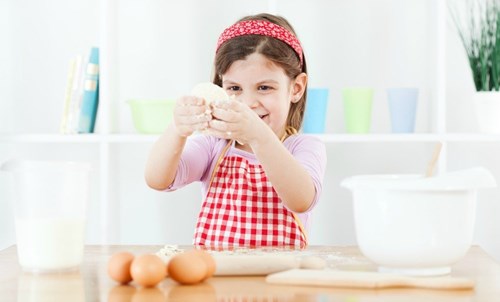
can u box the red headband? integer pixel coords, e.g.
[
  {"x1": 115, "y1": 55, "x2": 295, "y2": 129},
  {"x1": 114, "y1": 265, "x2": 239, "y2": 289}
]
[{"x1": 216, "y1": 20, "x2": 304, "y2": 68}]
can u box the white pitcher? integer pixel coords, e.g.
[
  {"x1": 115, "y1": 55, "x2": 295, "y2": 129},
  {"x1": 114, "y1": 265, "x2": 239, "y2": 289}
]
[{"x1": 1, "y1": 160, "x2": 91, "y2": 273}]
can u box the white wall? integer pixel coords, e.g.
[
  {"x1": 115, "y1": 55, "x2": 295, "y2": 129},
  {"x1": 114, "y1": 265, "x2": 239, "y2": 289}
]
[
  {"x1": 0, "y1": 0, "x2": 15, "y2": 250},
  {"x1": 1, "y1": 0, "x2": 500, "y2": 262}
]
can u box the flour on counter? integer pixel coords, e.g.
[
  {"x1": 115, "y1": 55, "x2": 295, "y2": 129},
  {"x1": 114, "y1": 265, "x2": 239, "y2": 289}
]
[
  {"x1": 155, "y1": 244, "x2": 370, "y2": 270},
  {"x1": 156, "y1": 245, "x2": 185, "y2": 263}
]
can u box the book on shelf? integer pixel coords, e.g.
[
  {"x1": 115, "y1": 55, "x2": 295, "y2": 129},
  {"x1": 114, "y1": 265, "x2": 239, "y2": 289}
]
[
  {"x1": 60, "y1": 47, "x2": 99, "y2": 134},
  {"x1": 78, "y1": 47, "x2": 99, "y2": 133},
  {"x1": 67, "y1": 55, "x2": 86, "y2": 134},
  {"x1": 59, "y1": 58, "x2": 77, "y2": 133}
]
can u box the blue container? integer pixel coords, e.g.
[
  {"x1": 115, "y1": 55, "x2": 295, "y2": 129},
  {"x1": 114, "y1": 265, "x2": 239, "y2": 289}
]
[
  {"x1": 387, "y1": 88, "x2": 418, "y2": 133},
  {"x1": 303, "y1": 88, "x2": 329, "y2": 133}
]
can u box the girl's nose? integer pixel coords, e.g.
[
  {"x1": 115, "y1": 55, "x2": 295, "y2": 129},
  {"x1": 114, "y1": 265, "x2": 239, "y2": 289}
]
[{"x1": 239, "y1": 93, "x2": 259, "y2": 108}]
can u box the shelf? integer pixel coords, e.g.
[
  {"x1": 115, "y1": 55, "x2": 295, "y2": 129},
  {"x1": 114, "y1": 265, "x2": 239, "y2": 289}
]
[
  {"x1": 3, "y1": 133, "x2": 500, "y2": 144},
  {"x1": 320, "y1": 133, "x2": 500, "y2": 142},
  {"x1": 0, "y1": 134, "x2": 158, "y2": 144},
  {"x1": 318, "y1": 133, "x2": 442, "y2": 142}
]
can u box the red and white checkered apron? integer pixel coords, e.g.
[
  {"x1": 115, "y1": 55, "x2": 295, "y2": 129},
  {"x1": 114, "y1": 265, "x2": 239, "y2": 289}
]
[{"x1": 193, "y1": 141, "x2": 307, "y2": 248}]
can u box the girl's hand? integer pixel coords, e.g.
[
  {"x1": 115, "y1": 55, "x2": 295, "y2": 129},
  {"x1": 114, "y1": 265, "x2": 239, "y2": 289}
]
[
  {"x1": 208, "y1": 99, "x2": 266, "y2": 145},
  {"x1": 172, "y1": 96, "x2": 212, "y2": 137}
]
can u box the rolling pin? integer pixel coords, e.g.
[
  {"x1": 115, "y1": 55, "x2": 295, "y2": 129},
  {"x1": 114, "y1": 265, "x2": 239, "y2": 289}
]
[
  {"x1": 213, "y1": 254, "x2": 300, "y2": 276},
  {"x1": 266, "y1": 269, "x2": 475, "y2": 290},
  {"x1": 157, "y1": 249, "x2": 327, "y2": 276},
  {"x1": 213, "y1": 255, "x2": 326, "y2": 276}
]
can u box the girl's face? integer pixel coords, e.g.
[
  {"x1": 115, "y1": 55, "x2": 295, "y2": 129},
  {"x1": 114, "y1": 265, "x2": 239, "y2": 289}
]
[{"x1": 221, "y1": 53, "x2": 305, "y2": 137}]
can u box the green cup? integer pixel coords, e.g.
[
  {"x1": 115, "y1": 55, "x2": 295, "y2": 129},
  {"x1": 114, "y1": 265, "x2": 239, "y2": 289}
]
[{"x1": 342, "y1": 88, "x2": 374, "y2": 133}]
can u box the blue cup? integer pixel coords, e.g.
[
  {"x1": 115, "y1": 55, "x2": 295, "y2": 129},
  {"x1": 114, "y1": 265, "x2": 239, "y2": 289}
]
[
  {"x1": 303, "y1": 88, "x2": 329, "y2": 133},
  {"x1": 387, "y1": 88, "x2": 418, "y2": 133}
]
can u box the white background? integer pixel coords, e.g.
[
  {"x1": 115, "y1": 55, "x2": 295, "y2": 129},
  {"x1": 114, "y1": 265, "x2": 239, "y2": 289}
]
[{"x1": 1, "y1": 0, "x2": 499, "y2": 262}]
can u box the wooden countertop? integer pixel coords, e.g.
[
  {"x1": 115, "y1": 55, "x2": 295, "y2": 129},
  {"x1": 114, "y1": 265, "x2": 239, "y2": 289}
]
[{"x1": 1, "y1": 245, "x2": 500, "y2": 301}]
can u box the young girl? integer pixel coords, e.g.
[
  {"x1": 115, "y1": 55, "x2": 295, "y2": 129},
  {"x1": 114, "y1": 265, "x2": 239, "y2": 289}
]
[{"x1": 145, "y1": 13, "x2": 326, "y2": 248}]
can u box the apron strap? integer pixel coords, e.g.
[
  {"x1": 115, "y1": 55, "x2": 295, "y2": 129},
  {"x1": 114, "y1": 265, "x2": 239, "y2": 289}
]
[
  {"x1": 208, "y1": 139, "x2": 233, "y2": 187},
  {"x1": 280, "y1": 127, "x2": 308, "y2": 245},
  {"x1": 208, "y1": 127, "x2": 308, "y2": 246},
  {"x1": 291, "y1": 212, "x2": 308, "y2": 244}
]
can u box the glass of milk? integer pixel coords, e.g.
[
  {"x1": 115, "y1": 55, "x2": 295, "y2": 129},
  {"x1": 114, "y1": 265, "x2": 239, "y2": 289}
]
[{"x1": 2, "y1": 160, "x2": 91, "y2": 273}]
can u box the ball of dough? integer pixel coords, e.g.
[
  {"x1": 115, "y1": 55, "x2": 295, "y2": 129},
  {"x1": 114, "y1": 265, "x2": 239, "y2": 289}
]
[{"x1": 191, "y1": 82, "x2": 229, "y2": 105}]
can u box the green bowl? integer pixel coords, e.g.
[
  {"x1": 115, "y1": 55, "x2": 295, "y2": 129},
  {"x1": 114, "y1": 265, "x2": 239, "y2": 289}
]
[{"x1": 127, "y1": 99, "x2": 175, "y2": 134}]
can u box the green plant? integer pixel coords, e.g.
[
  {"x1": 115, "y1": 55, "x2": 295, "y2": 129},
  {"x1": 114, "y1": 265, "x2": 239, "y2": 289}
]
[{"x1": 450, "y1": 0, "x2": 500, "y2": 91}]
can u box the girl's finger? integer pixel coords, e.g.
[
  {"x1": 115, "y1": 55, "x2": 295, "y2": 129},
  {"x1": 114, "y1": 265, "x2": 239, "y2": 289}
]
[
  {"x1": 175, "y1": 121, "x2": 210, "y2": 137},
  {"x1": 178, "y1": 96, "x2": 205, "y2": 106},
  {"x1": 212, "y1": 98, "x2": 243, "y2": 111},
  {"x1": 208, "y1": 119, "x2": 235, "y2": 132},
  {"x1": 176, "y1": 104, "x2": 209, "y2": 116},
  {"x1": 211, "y1": 107, "x2": 240, "y2": 122},
  {"x1": 177, "y1": 113, "x2": 212, "y2": 126},
  {"x1": 193, "y1": 122, "x2": 210, "y2": 131}
]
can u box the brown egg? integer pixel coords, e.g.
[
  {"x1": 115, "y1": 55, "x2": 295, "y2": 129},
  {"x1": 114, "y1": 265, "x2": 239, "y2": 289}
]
[
  {"x1": 108, "y1": 252, "x2": 135, "y2": 284},
  {"x1": 130, "y1": 254, "x2": 167, "y2": 287},
  {"x1": 192, "y1": 249, "x2": 216, "y2": 279},
  {"x1": 168, "y1": 251, "x2": 207, "y2": 285}
]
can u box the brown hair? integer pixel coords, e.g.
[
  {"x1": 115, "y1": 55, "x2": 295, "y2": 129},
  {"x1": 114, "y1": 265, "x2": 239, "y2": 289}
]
[{"x1": 212, "y1": 13, "x2": 308, "y2": 131}]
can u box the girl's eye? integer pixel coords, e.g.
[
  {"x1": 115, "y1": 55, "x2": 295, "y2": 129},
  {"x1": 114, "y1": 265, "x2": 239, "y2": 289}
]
[
  {"x1": 226, "y1": 86, "x2": 241, "y2": 92},
  {"x1": 258, "y1": 85, "x2": 273, "y2": 91}
]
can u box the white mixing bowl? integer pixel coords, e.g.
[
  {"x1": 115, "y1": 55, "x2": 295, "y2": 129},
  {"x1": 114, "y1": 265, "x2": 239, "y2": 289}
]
[{"x1": 341, "y1": 167, "x2": 496, "y2": 276}]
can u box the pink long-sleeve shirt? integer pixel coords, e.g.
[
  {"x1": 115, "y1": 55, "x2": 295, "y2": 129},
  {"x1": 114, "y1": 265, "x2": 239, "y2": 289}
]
[{"x1": 167, "y1": 134, "x2": 327, "y2": 232}]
